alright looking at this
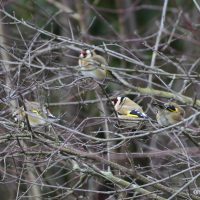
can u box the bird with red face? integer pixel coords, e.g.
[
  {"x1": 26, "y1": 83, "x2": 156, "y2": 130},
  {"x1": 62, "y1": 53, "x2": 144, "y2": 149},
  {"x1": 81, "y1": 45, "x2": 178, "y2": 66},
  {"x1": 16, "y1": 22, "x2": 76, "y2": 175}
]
[
  {"x1": 78, "y1": 49, "x2": 115, "y2": 82},
  {"x1": 112, "y1": 96, "x2": 148, "y2": 120}
]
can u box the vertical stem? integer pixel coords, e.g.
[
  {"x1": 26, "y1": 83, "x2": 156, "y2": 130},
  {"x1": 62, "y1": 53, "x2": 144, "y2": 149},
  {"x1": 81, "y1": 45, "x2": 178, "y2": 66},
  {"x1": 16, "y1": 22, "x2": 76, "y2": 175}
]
[
  {"x1": 148, "y1": 0, "x2": 168, "y2": 87},
  {"x1": 95, "y1": 89, "x2": 111, "y2": 172},
  {"x1": 0, "y1": 15, "x2": 17, "y2": 109},
  {"x1": 193, "y1": 0, "x2": 200, "y2": 13}
]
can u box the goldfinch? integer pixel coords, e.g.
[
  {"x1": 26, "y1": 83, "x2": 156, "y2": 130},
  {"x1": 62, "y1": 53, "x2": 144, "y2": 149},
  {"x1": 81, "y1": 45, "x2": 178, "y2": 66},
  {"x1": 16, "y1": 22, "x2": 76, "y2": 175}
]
[
  {"x1": 154, "y1": 101, "x2": 185, "y2": 126},
  {"x1": 111, "y1": 96, "x2": 148, "y2": 120},
  {"x1": 78, "y1": 49, "x2": 115, "y2": 81},
  {"x1": 13, "y1": 99, "x2": 57, "y2": 127}
]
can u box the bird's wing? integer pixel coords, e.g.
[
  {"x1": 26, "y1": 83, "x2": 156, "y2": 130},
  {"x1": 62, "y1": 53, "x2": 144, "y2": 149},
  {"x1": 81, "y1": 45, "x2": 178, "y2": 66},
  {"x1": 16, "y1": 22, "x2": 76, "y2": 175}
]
[
  {"x1": 164, "y1": 104, "x2": 177, "y2": 112},
  {"x1": 123, "y1": 99, "x2": 144, "y2": 112},
  {"x1": 80, "y1": 58, "x2": 102, "y2": 71},
  {"x1": 25, "y1": 100, "x2": 41, "y2": 111},
  {"x1": 116, "y1": 105, "x2": 142, "y2": 116},
  {"x1": 93, "y1": 55, "x2": 108, "y2": 65},
  {"x1": 92, "y1": 55, "x2": 118, "y2": 79},
  {"x1": 90, "y1": 55, "x2": 110, "y2": 71},
  {"x1": 127, "y1": 109, "x2": 148, "y2": 118}
]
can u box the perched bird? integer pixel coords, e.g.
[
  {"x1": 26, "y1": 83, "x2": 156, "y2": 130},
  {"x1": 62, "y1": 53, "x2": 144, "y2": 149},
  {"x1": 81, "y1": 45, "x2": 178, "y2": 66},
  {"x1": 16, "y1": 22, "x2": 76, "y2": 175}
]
[
  {"x1": 154, "y1": 101, "x2": 185, "y2": 126},
  {"x1": 13, "y1": 99, "x2": 57, "y2": 127},
  {"x1": 111, "y1": 96, "x2": 148, "y2": 120},
  {"x1": 78, "y1": 49, "x2": 115, "y2": 81}
]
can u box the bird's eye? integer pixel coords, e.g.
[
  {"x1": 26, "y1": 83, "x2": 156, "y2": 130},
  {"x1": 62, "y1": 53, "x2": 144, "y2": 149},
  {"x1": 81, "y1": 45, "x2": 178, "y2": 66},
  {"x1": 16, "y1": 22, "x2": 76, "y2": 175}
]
[{"x1": 166, "y1": 105, "x2": 176, "y2": 112}]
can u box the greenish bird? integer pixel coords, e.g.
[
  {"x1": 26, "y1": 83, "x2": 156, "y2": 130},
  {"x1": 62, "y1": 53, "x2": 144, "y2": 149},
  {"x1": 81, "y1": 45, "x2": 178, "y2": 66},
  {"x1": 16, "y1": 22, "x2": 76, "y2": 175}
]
[
  {"x1": 153, "y1": 101, "x2": 185, "y2": 126},
  {"x1": 13, "y1": 99, "x2": 57, "y2": 127}
]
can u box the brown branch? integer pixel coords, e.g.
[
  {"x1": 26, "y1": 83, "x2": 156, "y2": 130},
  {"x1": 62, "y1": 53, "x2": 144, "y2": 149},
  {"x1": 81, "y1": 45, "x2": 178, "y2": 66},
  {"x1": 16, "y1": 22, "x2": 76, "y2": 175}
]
[{"x1": 34, "y1": 132, "x2": 200, "y2": 200}]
